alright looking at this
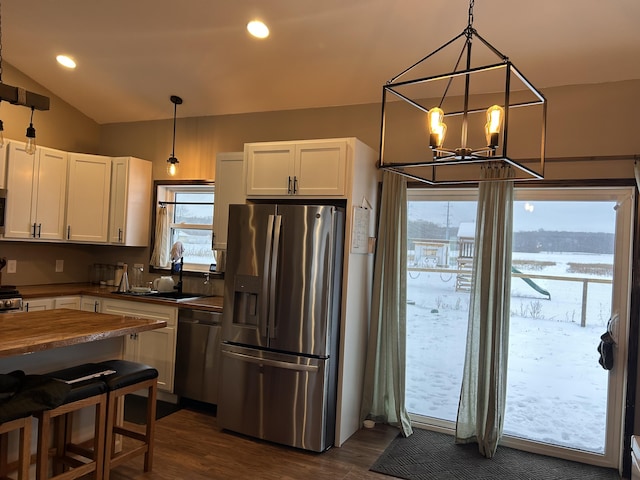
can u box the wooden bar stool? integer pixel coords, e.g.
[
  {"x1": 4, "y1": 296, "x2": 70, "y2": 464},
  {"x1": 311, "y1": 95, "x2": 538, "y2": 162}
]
[
  {"x1": 0, "y1": 370, "x2": 70, "y2": 480},
  {"x1": 0, "y1": 416, "x2": 31, "y2": 480},
  {"x1": 35, "y1": 364, "x2": 111, "y2": 480},
  {"x1": 96, "y1": 360, "x2": 158, "y2": 480}
]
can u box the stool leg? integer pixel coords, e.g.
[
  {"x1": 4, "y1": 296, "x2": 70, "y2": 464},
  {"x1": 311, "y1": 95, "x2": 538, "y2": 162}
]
[
  {"x1": 36, "y1": 412, "x2": 51, "y2": 480},
  {"x1": 102, "y1": 391, "x2": 118, "y2": 480},
  {"x1": 52, "y1": 414, "x2": 67, "y2": 475},
  {"x1": 94, "y1": 395, "x2": 106, "y2": 480},
  {"x1": 17, "y1": 418, "x2": 31, "y2": 480},
  {"x1": 144, "y1": 382, "x2": 158, "y2": 472},
  {"x1": 0, "y1": 430, "x2": 7, "y2": 478}
]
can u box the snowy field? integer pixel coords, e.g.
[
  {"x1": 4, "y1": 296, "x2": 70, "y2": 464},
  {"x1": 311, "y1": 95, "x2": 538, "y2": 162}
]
[{"x1": 405, "y1": 252, "x2": 614, "y2": 453}]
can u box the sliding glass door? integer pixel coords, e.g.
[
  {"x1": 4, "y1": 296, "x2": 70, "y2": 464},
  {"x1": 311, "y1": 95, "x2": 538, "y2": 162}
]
[{"x1": 405, "y1": 187, "x2": 634, "y2": 469}]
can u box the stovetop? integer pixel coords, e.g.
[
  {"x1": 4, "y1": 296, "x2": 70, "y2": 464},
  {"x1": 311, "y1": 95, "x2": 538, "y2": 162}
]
[{"x1": 0, "y1": 286, "x2": 22, "y2": 311}]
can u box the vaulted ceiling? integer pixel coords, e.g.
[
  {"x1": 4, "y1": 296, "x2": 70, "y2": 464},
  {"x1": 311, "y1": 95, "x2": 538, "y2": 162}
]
[{"x1": 2, "y1": 0, "x2": 638, "y2": 125}]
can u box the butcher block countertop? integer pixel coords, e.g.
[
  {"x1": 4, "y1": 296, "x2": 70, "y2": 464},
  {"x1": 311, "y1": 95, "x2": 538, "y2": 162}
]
[
  {"x1": 0, "y1": 308, "x2": 166, "y2": 358},
  {"x1": 19, "y1": 283, "x2": 224, "y2": 312}
]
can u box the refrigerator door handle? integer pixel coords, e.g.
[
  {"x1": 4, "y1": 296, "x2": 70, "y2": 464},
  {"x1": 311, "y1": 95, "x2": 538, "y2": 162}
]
[
  {"x1": 268, "y1": 215, "x2": 282, "y2": 338},
  {"x1": 222, "y1": 349, "x2": 319, "y2": 372},
  {"x1": 261, "y1": 214, "x2": 275, "y2": 338}
]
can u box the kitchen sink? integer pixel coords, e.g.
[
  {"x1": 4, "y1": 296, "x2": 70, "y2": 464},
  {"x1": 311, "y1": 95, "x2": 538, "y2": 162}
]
[
  {"x1": 146, "y1": 291, "x2": 203, "y2": 301},
  {"x1": 118, "y1": 291, "x2": 203, "y2": 302}
]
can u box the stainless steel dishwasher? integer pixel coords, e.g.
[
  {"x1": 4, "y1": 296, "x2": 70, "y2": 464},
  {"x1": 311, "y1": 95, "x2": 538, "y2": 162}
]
[{"x1": 174, "y1": 308, "x2": 222, "y2": 405}]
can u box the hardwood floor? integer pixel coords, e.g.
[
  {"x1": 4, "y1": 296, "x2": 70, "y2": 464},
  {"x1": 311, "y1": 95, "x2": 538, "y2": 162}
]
[{"x1": 109, "y1": 408, "x2": 401, "y2": 479}]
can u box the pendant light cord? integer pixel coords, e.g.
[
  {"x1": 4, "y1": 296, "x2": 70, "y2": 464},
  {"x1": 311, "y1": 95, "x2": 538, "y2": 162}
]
[{"x1": 171, "y1": 101, "x2": 177, "y2": 158}]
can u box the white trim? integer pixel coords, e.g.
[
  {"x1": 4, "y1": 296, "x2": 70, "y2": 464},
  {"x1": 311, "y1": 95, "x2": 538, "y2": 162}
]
[{"x1": 406, "y1": 185, "x2": 635, "y2": 474}]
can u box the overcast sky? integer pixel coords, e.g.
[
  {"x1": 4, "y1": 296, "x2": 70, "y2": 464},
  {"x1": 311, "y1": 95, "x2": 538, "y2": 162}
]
[{"x1": 408, "y1": 200, "x2": 617, "y2": 234}]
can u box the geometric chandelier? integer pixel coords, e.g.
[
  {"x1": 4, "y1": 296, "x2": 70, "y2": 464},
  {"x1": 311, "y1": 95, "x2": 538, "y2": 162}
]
[{"x1": 378, "y1": 0, "x2": 546, "y2": 184}]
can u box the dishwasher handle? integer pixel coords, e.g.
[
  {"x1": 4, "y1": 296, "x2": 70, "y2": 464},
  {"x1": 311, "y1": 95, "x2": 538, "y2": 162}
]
[{"x1": 178, "y1": 308, "x2": 222, "y2": 327}]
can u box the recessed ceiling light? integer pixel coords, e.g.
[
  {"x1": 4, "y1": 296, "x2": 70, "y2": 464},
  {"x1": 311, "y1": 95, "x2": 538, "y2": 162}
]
[
  {"x1": 247, "y1": 20, "x2": 269, "y2": 39},
  {"x1": 56, "y1": 55, "x2": 76, "y2": 69}
]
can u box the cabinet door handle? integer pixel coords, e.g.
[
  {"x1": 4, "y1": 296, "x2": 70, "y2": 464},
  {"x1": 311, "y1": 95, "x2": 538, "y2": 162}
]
[
  {"x1": 94, "y1": 301, "x2": 99, "y2": 313},
  {"x1": 67, "y1": 225, "x2": 71, "y2": 240},
  {"x1": 287, "y1": 176, "x2": 292, "y2": 194},
  {"x1": 118, "y1": 228, "x2": 123, "y2": 242},
  {"x1": 37, "y1": 223, "x2": 42, "y2": 238},
  {"x1": 293, "y1": 176, "x2": 298, "y2": 194},
  {"x1": 32, "y1": 223, "x2": 36, "y2": 238}
]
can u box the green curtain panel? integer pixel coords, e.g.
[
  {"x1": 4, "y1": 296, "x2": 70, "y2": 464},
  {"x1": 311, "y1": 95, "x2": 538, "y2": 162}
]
[
  {"x1": 455, "y1": 164, "x2": 514, "y2": 458},
  {"x1": 360, "y1": 171, "x2": 412, "y2": 437}
]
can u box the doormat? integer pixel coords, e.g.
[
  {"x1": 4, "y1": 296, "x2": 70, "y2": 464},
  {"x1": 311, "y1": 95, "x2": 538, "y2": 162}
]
[
  {"x1": 124, "y1": 394, "x2": 181, "y2": 424},
  {"x1": 370, "y1": 428, "x2": 619, "y2": 480}
]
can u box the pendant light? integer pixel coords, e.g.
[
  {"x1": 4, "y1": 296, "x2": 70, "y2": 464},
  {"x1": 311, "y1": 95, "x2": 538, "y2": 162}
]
[
  {"x1": 0, "y1": 2, "x2": 49, "y2": 150},
  {"x1": 167, "y1": 95, "x2": 182, "y2": 176},
  {"x1": 378, "y1": 0, "x2": 546, "y2": 184},
  {"x1": 25, "y1": 107, "x2": 36, "y2": 155}
]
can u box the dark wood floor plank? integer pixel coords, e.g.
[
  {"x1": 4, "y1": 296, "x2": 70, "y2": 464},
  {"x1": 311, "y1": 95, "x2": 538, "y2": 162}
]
[{"x1": 109, "y1": 409, "x2": 399, "y2": 479}]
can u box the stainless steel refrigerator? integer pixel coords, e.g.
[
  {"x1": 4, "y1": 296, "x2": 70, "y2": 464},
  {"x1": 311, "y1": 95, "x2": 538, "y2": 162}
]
[{"x1": 218, "y1": 203, "x2": 344, "y2": 452}]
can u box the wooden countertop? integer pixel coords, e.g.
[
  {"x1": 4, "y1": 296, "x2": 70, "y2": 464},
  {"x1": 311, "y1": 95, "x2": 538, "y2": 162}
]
[
  {"x1": 19, "y1": 283, "x2": 223, "y2": 312},
  {"x1": 0, "y1": 308, "x2": 166, "y2": 358}
]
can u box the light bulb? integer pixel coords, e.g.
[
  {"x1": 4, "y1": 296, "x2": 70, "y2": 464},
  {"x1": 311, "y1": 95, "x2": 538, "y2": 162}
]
[
  {"x1": 247, "y1": 20, "x2": 269, "y2": 39},
  {"x1": 25, "y1": 124, "x2": 37, "y2": 155},
  {"x1": 427, "y1": 107, "x2": 446, "y2": 149},
  {"x1": 167, "y1": 157, "x2": 179, "y2": 176},
  {"x1": 485, "y1": 105, "x2": 504, "y2": 148}
]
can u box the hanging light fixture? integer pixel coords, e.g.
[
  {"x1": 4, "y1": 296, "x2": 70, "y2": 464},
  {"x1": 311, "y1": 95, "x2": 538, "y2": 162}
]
[
  {"x1": 378, "y1": 0, "x2": 546, "y2": 184},
  {"x1": 166, "y1": 95, "x2": 182, "y2": 176},
  {"x1": 0, "y1": 2, "x2": 49, "y2": 148},
  {"x1": 25, "y1": 107, "x2": 36, "y2": 154}
]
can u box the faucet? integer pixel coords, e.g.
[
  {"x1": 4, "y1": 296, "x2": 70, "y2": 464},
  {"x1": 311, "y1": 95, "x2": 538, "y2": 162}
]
[{"x1": 173, "y1": 257, "x2": 184, "y2": 293}]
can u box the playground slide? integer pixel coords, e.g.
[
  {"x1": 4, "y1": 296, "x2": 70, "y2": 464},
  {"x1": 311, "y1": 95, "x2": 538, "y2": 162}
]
[{"x1": 511, "y1": 266, "x2": 551, "y2": 300}]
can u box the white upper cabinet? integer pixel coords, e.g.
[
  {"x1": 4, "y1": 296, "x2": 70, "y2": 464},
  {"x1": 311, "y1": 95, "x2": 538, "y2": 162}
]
[
  {"x1": 0, "y1": 142, "x2": 7, "y2": 189},
  {"x1": 5, "y1": 142, "x2": 68, "y2": 240},
  {"x1": 109, "y1": 156, "x2": 152, "y2": 246},
  {"x1": 212, "y1": 152, "x2": 245, "y2": 250},
  {"x1": 66, "y1": 153, "x2": 111, "y2": 243},
  {"x1": 245, "y1": 139, "x2": 348, "y2": 197}
]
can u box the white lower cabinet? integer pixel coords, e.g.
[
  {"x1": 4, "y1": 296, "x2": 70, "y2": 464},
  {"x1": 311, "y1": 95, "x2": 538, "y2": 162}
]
[
  {"x1": 80, "y1": 296, "x2": 102, "y2": 313},
  {"x1": 24, "y1": 295, "x2": 82, "y2": 312},
  {"x1": 22, "y1": 298, "x2": 54, "y2": 312},
  {"x1": 100, "y1": 298, "x2": 177, "y2": 392},
  {"x1": 54, "y1": 296, "x2": 81, "y2": 310}
]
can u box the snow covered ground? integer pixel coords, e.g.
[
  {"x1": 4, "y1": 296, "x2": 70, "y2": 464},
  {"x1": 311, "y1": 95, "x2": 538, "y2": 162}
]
[{"x1": 405, "y1": 252, "x2": 613, "y2": 453}]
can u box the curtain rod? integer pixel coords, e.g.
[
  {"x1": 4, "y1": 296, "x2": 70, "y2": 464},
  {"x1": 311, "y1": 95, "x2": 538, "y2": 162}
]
[{"x1": 159, "y1": 201, "x2": 214, "y2": 206}]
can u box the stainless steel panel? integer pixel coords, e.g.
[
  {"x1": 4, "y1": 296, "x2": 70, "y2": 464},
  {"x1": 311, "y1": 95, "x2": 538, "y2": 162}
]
[
  {"x1": 222, "y1": 204, "x2": 276, "y2": 348},
  {"x1": 270, "y1": 205, "x2": 343, "y2": 357},
  {"x1": 218, "y1": 344, "x2": 336, "y2": 452},
  {"x1": 174, "y1": 309, "x2": 222, "y2": 404}
]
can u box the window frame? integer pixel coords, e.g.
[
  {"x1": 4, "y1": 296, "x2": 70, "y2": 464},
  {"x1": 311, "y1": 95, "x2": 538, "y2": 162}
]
[{"x1": 150, "y1": 179, "x2": 222, "y2": 277}]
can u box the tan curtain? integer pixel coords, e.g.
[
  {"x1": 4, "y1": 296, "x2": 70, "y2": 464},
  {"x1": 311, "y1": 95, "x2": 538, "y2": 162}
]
[
  {"x1": 455, "y1": 163, "x2": 514, "y2": 458},
  {"x1": 150, "y1": 205, "x2": 170, "y2": 268},
  {"x1": 360, "y1": 171, "x2": 413, "y2": 437}
]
